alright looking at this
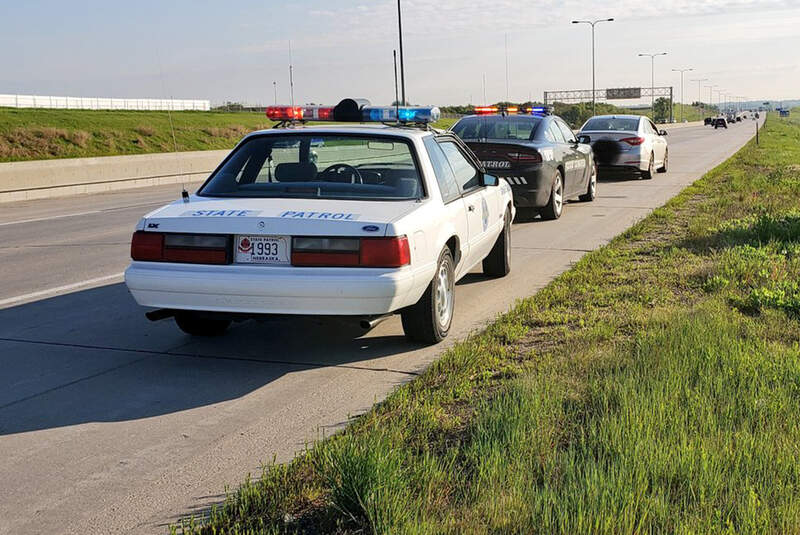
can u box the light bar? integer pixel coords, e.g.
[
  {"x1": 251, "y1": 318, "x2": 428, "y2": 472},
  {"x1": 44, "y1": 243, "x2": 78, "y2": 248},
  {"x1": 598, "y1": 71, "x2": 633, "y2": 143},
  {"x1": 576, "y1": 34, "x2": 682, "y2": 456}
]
[
  {"x1": 361, "y1": 106, "x2": 440, "y2": 123},
  {"x1": 475, "y1": 106, "x2": 498, "y2": 115},
  {"x1": 473, "y1": 105, "x2": 550, "y2": 117},
  {"x1": 266, "y1": 106, "x2": 304, "y2": 121},
  {"x1": 266, "y1": 100, "x2": 440, "y2": 124},
  {"x1": 302, "y1": 106, "x2": 334, "y2": 120}
]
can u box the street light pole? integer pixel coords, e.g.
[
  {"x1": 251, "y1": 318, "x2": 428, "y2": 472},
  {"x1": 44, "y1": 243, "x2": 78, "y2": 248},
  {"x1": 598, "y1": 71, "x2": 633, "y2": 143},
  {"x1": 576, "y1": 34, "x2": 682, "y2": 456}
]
[
  {"x1": 639, "y1": 52, "x2": 667, "y2": 120},
  {"x1": 691, "y1": 77, "x2": 708, "y2": 116},
  {"x1": 572, "y1": 18, "x2": 614, "y2": 116},
  {"x1": 272, "y1": 81, "x2": 277, "y2": 105},
  {"x1": 706, "y1": 84, "x2": 717, "y2": 114},
  {"x1": 671, "y1": 68, "x2": 693, "y2": 122},
  {"x1": 397, "y1": 0, "x2": 406, "y2": 105}
]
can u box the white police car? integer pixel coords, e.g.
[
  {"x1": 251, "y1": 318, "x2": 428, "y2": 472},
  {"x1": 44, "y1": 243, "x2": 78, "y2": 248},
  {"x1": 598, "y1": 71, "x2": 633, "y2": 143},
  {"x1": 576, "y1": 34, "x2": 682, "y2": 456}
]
[{"x1": 125, "y1": 99, "x2": 514, "y2": 344}]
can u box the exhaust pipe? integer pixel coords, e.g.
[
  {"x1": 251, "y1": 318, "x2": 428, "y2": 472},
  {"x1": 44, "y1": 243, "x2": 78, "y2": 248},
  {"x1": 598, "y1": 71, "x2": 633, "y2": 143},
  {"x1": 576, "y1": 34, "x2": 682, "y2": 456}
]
[
  {"x1": 145, "y1": 309, "x2": 176, "y2": 322},
  {"x1": 360, "y1": 314, "x2": 393, "y2": 330}
]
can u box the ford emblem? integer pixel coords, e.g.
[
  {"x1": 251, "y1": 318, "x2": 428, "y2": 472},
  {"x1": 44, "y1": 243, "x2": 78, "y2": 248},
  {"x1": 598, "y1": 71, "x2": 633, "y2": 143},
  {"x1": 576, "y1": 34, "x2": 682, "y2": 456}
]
[{"x1": 362, "y1": 225, "x2": 379, "y2": 232}]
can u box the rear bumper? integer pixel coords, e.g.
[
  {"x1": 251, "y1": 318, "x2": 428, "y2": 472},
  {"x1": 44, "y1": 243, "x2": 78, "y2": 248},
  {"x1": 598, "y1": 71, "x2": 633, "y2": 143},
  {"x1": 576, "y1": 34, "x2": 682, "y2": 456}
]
[
  {"x1": 124, "y1": 261, "x2": 428, "y2": 316},
  {"x1": 498, "y1": 167, "x2": 551, "y2": 208}
]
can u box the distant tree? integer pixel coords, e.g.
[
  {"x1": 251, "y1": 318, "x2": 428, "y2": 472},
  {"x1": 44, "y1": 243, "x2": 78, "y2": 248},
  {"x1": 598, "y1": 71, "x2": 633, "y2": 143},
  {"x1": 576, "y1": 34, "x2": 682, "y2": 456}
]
[{"x1": 653, "y1": 97, "x2": 671, "y2": 122}]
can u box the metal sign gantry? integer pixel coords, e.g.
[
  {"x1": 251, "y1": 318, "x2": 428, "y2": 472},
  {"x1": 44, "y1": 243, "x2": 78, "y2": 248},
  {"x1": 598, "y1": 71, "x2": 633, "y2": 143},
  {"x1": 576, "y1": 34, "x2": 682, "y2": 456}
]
[{"x1": 544, "y1": 86, "x2": 674, "y2": 121}]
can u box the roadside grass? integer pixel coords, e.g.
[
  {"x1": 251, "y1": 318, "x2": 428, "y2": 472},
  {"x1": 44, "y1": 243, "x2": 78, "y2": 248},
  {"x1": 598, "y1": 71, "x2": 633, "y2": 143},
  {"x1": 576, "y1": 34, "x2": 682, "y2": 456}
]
[
  {"x1": 173, "y1": 113, "x2": 800, "y2": 534},
  {"x1": 0, "y1": 108, "x2": 458, "y2": 162}
]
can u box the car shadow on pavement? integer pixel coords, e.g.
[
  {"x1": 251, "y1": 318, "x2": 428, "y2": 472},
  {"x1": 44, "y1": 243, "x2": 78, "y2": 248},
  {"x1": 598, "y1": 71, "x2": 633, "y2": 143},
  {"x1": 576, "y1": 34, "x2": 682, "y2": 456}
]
[{"x1": 0, "y1": 283, "x2": 423, "y2": 435}]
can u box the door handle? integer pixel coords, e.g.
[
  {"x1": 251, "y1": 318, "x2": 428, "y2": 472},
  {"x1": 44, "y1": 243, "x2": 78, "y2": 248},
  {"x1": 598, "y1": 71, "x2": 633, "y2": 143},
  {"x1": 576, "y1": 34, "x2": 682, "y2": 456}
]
[{"x1": 468, "y1": 205, "x2": 475, "y2": 212}]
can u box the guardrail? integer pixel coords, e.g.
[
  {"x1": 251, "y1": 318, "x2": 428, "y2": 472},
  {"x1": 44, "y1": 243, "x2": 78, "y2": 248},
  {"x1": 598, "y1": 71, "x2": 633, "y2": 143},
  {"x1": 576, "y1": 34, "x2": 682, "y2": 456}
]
[{"x1": 0, "y1": 94, "x2": 210, "y2": 111}]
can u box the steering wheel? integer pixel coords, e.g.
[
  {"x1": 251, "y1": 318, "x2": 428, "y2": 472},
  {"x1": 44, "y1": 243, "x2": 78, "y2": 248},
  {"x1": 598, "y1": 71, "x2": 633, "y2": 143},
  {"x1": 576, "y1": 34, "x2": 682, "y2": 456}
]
[{"x1": 320, "y1": 163, "x2": 363, "y2": 184}]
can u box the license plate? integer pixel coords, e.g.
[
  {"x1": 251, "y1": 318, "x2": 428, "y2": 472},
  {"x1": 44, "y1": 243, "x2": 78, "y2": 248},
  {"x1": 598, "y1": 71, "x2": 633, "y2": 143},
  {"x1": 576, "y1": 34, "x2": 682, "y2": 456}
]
[{"x1": 235, "y1": 235, "x2": 290, "y2": 264}]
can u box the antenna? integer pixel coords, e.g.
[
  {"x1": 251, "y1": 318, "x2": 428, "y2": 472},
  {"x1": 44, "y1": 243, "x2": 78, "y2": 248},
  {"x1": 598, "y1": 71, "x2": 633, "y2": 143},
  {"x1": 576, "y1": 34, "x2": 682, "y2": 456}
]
[
  {"x1": 155, "y1": 47, "x2": 188, "y2": 202},
  {"x1": 504, "y1": 33, "x2": 509, "y2": 103},
  {"x1": 288, "y1": 41, "x2": 295, "y2": 108},
  {"x1": 393, "y1": 49, "x2": 400, "y2": 116}
]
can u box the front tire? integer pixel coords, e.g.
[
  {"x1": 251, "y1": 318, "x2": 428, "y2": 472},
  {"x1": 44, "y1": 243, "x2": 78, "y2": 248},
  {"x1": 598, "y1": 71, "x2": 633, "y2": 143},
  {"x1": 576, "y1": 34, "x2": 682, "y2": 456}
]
[
  {"x1": 483, "y1": 207, "x2": 511, "y2": 277},
  {"x1": 657, "y1": 150, "x2": 668, "y2": 173},
  {"x1": 641, "y1": 153, "x2": 655, "y2": 180},
  {"x1": 401, "y1": 247, "x2": 455, "y2": 344},
  {"x1": 175, "y1": 312, "x2": 231, "y2": 336},
  {"x1": 578, "y1": 162, "x2": 597, "y2": 202},
  {"x1": 540, "y1": 171, "x2": 564, "y2": 220}
]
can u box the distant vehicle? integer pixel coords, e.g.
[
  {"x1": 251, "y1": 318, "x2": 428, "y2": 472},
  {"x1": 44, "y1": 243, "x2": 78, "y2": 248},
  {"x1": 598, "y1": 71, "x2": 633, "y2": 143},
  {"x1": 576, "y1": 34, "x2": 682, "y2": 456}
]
[
  {"x1": 577, "y1": 115, "x2": 668, "y2": 180},
  {"x1": 125, "y1": 99, "x2": 515, "y2": 344},
  {"x1": 736, "y1": 116, "x2": 742, "y2": 122},
  {"x1": 755, "y1": 112, "x2": 760, "y2": 119},
  {"x1": 451, "y1": 106, "x2": 596, "y2": 220},
  {"x1": 714, "y1": 117, "x2": 728, "y2": 129},
  {"x1": 704, "y1": 117, "x2": 714, "y2": 126}
]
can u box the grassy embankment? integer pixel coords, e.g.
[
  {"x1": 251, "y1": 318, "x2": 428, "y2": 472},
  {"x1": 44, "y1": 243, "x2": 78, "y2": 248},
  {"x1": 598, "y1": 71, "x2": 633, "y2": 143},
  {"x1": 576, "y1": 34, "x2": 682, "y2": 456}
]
[
  {"x1": 0, "y1": 108, "x2": 457, "y2": 163},
  {"x1": 174, "y1": 112, "x2": 800, "y2": 534}
]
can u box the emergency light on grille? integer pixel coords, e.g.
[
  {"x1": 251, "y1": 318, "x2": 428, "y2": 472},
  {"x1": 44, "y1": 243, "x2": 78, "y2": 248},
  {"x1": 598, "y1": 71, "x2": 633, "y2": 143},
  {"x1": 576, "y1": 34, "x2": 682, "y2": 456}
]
[{"x1": 266, "y1": 98, "x2": 440, "y2": 125}]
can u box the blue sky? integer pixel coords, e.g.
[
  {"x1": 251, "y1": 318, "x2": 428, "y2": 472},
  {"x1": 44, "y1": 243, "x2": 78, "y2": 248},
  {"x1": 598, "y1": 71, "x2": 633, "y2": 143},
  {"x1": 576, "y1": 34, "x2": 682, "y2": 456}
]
[{"x1": 2, "y1": 0, "x2": 798, "y2": 106}]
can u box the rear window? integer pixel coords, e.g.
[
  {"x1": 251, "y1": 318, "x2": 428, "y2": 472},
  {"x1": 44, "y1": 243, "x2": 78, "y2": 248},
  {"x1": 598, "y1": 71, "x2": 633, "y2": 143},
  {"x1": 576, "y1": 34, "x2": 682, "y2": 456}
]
[
  {"x1": 198, "y1": 134, "x2": 422, "y2": 200},
  {"x1": 582, "y1": 117, "x2": 640, "y2": 132},
  {"x1": 452, "y1": 116, "x2": 542, "y2": 141}
]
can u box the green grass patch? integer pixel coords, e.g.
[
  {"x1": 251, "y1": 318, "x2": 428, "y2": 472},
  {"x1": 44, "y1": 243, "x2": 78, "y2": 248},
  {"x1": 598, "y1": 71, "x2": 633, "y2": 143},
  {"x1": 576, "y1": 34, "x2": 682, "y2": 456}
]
[
  {"x1": 173, "y1": 113, "x2": 800, "y2": 534},
  {"x1": 0, "y1": 108, "x2": 457, "y2": 163}
]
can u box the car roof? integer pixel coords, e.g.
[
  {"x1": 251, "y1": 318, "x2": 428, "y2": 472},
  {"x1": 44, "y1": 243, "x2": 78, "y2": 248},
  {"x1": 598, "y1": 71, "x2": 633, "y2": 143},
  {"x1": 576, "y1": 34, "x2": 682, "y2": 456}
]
[
  {"x1": 587, "y1": 114, "x2": 643, "y2": 121},
  {"x1": 243, "y1": 124, "x2": 432, "y2": 141}
]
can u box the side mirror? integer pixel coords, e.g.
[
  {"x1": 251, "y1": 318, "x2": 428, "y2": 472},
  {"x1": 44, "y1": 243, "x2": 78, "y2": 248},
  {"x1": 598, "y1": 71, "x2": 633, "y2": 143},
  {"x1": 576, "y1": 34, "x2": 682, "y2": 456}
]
[
  {"x1": 481, "y1": 174, "x2": 499, "y2": 187},
  {"x1": 577, "y1": 134, "x2": 590, "y2": 144},
  {"x1": 659, "y1": 129, "x2": 668, "y2": 136}
]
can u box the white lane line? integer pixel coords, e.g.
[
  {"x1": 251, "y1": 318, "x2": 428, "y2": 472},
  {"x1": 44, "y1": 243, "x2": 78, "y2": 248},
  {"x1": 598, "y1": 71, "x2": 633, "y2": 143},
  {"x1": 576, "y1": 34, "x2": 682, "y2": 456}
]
[
  {"x1": 0, "y1": 272, "x2": 125, "y2": 309},
  {"x1": 0, "y1": 201, "x2": 164, "y2": 227}
]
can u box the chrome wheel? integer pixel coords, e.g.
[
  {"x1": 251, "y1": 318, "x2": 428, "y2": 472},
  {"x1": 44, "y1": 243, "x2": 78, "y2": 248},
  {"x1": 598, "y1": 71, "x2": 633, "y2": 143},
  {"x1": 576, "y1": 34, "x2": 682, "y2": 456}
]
[
  {"x1": 434, "y1": 260, "x2": 453, "y2": 328},
  {"x1": 553, "y1": 175, "x2": 563, "y2": 215}
]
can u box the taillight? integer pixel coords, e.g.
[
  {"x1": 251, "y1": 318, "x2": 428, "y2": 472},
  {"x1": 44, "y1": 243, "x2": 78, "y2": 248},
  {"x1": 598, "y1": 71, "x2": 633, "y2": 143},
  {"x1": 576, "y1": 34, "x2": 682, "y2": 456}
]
[
  {"x1": 130, "y1": 231, "x2": 229, "y2": 264},
  {"x1": 131, "y1": 231, "x2": 163, "y2": 261},
  {"x1": 361, "y1": 237, "x2": 411, "y2": 267},
  {"x1": 291, "y1": 236, "x2": 410, "y2": 268},
  {"x1": 620, "y1": 136, "x2": 645, "y2": 146},
  {"x1": 507, "y1": 151, "x2": 543, "y2": 163}
]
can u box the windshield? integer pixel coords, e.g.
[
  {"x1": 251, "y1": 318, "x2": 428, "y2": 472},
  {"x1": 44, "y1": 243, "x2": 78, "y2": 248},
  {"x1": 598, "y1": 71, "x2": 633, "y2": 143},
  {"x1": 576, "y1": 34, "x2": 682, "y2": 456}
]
[
  {"x1": 582, "y1": 117, "x2": 640, "y2": 132},
  {"x1": 451, "y1": 116, "x2": 542, "y2": 141},
  {"x1": 198, "y1": 134, "x2": 423, "y2": 200}
]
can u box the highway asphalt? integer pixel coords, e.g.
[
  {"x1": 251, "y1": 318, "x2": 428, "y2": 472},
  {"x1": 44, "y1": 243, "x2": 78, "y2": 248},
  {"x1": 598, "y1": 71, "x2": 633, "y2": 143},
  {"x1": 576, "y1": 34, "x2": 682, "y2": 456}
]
[{"x1": 0, "y1": 119, "x2": 763, "y2": 534}]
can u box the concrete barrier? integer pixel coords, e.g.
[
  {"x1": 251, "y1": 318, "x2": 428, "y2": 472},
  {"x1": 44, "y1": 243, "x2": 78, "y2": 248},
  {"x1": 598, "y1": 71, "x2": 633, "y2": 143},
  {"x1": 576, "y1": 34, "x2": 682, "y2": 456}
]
[{"x1": 0, "y1": 150, "x2": 230, "y2": 203}]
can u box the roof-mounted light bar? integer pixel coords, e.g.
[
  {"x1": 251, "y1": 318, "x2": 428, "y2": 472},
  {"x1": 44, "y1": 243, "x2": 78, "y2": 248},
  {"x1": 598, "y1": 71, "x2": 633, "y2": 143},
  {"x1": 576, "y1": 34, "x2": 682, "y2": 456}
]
[
  {"x1": 266, "y1": 99, "x2": 440, "y2": 125},
  {"x1": 474, "y1": 105, "x2": 550, "y2": 116}
]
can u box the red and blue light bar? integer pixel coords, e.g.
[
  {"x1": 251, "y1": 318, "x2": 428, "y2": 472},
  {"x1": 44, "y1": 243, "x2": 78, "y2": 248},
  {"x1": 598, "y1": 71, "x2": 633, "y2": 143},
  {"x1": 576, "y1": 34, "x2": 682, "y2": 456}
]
[
  {"x1": 266, "y1": 100, "x2": 440, "y2": 124},
  {"x1": 474, "y1": 105, "x2": 550, "y2": 116}
]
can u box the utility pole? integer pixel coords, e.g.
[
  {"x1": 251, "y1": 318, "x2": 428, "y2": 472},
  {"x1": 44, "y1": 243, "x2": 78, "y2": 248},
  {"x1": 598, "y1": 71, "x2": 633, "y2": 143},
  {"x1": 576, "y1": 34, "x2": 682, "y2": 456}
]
[
  {"x1": 572, "y1": 18, "x2": 614, "y2": 116},
  {"x1": 397, "y1": 0, "x2": 406, "y2": 105},
  {"x1": 272, "y1": 81, "x2": 277, "y2": 105},
  {"x1": 639, "y1": 52, "x2": 667, "y2": 120},
  {"x1": 706, "y1": 84, "x2": 717, "y2": 114},
  {"x1": 672, "y1": 68, "x2": 693, "y2": 122}
]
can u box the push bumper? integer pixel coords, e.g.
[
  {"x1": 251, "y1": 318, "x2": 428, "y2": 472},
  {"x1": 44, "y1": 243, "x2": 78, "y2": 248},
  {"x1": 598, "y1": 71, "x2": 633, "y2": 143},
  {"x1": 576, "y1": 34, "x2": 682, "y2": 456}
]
[{"x1": 124, "y1": 261, "x2": 427, "y2": 316}]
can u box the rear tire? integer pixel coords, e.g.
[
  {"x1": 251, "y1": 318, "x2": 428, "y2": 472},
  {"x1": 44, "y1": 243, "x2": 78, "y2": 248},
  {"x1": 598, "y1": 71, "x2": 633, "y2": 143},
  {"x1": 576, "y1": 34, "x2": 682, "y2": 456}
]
[
  {"x1": 641, "y1": 154, "x2": 654, "y2": 180},
  {"x1": 175, "y1": 312, "x2": 231, "y2": 336},
  {"x1": 657, "y1": 150, "x2": 668, "y2": 173},
  {"x1": 483, "y1": 208, "x2": 511, "y2": 277},
  {"x1": 401, "y1": 247, "x2": 455, "y2": 344},
  {"x1": 540, "y1": 171, "x2": 564, "y2": 220},
  {"x1": 578, "y1": 162, "x2": 597, "y2": 202}
]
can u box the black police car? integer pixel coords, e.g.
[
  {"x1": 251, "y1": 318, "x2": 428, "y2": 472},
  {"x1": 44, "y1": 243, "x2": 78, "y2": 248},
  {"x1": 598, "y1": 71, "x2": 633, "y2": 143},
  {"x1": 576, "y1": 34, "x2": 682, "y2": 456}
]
[{"x1": 451, "y1": 107, "x2": 596, "y2": 220}]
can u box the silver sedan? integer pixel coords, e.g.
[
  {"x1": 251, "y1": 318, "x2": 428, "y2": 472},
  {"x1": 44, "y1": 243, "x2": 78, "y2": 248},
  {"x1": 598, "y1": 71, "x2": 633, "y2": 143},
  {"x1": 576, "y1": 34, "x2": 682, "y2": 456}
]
[{"x1": 577, "y1": 115, "x2": 668, "y2": 179}]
